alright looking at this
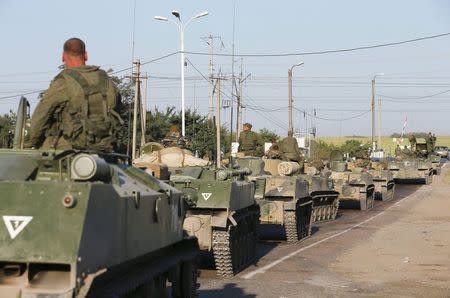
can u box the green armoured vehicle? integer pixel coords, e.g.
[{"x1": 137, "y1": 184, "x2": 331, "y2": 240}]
[
  {"x1": 134, "y1": 147, "x2": 260, "y2": 278},
  {"x1": 390, "y1": 136, "x2": 435, "y2": 184},
  {"x1": 388, "y1": 158, "x2": 433, "y2": 184},
  {"x1": 264, "y1": 159, "x2": 340, "y2": 223},
  {"x1": 0, "y1": 98, "x2": 199, "y2": 297},
  {"x1": 348, "y1": 160, "x2": 395, "y2": 202},
  {"x1": 416, "y1": 136, "x2": 441, "y2": 175},
  {"x1": 236, "y1": 157, "x2": 314, "y2": 242},
  {"x1": 329, "y1": 151, "x2": 375, "y2": 210},
  {"x1": 369, "y1": 163, "x2": 395, "y2": 201}
]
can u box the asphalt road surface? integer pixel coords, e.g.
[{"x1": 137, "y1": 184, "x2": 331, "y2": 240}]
[{"x1": 198, "y1": 164, "x2": 450, "y2": 297}]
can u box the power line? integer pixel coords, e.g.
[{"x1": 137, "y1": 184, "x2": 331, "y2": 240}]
[
  {"x1": 184, "y1": 32, "x2": 450, "y2": 58},
  {"x1": 293, "y1": 107, "x2": 371, "y2": 122},
  {"x1": 185, "y1": 57, "x2": 289, "y2": 130},
  {"x1": 377, "y1": 89, "x2": 450, "y2": 100},
  {"x1": 0, "y1": 90, "x2": 43, "y2": 100},
  {"x1": 111, "y1": 51, "x2": 180, "y2": 75}
]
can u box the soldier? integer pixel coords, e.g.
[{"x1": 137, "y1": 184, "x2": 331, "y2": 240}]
[
  {"x1": 395, "y1": 144, "x2": 403, "y2": 157},
  {"x1": 408, "y1": 134, "x2": 416, "y2": 152},
  {"x1": 265, "y1": 137, "x2": 280, "y2": 159},
  {"x1": 279, "y1": 130, "x2": 302, "y2": 162},
  {"x1": 238, "y1": 123, "x2": 262, "y2": 156},
  {"x1": 162, "y1": 121, "x2": 186, "y2": 148},
  {"x1": 29, "y1": 38, "x2": 123, "y2": 152}
]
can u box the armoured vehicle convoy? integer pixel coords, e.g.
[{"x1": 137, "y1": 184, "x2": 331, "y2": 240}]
[
  {"x1": 0, "y1": 98, "x2": 199, "y2": 298},
  {"x1": 235, "y1": 157, "x2": 314, "y2": 242},
  {"x1": 328, "y1": 151, "x2": 375, "y2": 210},
  {"x1": 134, "y1": 147, "x2": 260, "y2": 278}
]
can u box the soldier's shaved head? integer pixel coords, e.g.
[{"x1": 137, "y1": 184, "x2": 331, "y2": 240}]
[
  {"x1": 62, "y1": 38, "x2": 88, "y2": 68},
  {"x1": 63, "y1": 38, "x2": 86, "y2": 57}
]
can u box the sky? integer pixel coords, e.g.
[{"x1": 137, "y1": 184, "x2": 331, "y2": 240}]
[{"x1": 1, "y1": 0, "x2": 450, "y2": 137}]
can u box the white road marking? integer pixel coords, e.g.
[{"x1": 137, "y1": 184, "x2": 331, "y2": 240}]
[{"x1": 242, "y1": 190, "x2": 419, "y2": 279}]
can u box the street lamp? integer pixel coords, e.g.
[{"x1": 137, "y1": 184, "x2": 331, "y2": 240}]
[
  {"x1": 288, "y1": 62, "x2": 304, "y2": 135},
  {"x1": 371, "y1": 73, "x2": 384, "y2": 151},
  {"x1": 154, "y1": 10, "x2": 209, "y2": 137}
]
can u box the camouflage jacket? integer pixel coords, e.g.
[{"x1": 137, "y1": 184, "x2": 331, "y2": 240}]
[
  {"x1": 238, "y1": 131, "x2": 262, "y2": 156},
  {"x1": 279, "y1": 136, "x2": 302, "y2": 162},
  {"x1": 30, "y1": 65, "x2": 122, "y2": 151}
]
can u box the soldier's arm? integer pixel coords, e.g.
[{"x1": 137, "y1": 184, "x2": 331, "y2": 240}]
[{"x1": 29, "y1": 77, "x2": 67, "y2": 147}]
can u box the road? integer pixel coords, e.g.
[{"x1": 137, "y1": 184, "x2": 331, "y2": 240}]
[{"x1": 197, "y1": 164, "x2": 450, "y2": 297}]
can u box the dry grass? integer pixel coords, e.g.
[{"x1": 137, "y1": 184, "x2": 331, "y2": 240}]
[{"x1": 317, "y1": 136, "x2": 450, "y2": 155}]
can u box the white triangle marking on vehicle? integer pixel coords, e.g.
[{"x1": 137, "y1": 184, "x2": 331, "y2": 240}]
[
  {"x1": 201, "y1": 193, "x2": 212, "y2": 201},
  {"x1": 3, "y1": 216, "x2": 33, "y2": 239},
  {"x1": 277, "y1": 187, "x2": 283, "y2": 192}
]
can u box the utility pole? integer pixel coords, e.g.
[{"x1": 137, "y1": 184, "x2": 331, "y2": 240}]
[
  {"x1": 140, "y1": 73, "x2": 148, "y2": 148},
  {"x1": 378, "y1": 96, "x2": 382, "y2": 150},
  {"x1": 371, "y1": 73, "x2": 384, "y2": 151},
  {"x1": 288, "y1": 68, "x2": 293, "y2": 134},
  {"x1": 202, "y1": 34, "x2": 224, "y2": 120},
  {"x1": 215, "y1": 76, "x2": 221, "y2": 168},
  {"x1": 371, "y1": 78, "x2": 376, "y2": 151},
  {"x1": 132, "y1": 59, "x2": 141, "y2": 160},
  {"x1": 236, "y1": 59, "x2": 243, "y2": 142},
  {"x1": 208, "y1": 34, "x2": 214, "y2": 120},
  {"x1": 287, "y1": 62, "x2": 304, "y2": 134}
]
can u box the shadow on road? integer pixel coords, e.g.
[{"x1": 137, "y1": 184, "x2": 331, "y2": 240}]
[{"x1": 198, "y1": 283, "x2": 257, "y2": 298}]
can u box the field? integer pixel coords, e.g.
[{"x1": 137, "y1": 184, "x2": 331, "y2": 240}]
[{"x1": 318, "y1": 136, "x2": 450, "y2": 155}]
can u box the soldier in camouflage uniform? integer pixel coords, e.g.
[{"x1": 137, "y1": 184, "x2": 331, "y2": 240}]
[
  {"x1": 238, "y1": 123, "x2": 262, "y2": 156},
  {"x1": 408, "y1": 134, "x2": 416, "y2": 153},
  {"x1": 279, "y1": 130, "x2": 302, "y2": 162},
  {"x1": 265, "y1": 137, "x2": 281, "y2": 159},
  {"x1": 29, "y1": 38, "x2": 123, "y2": 152},
  {"x1": 162, "y1": 121, "x2": 186, "y2": 148}
]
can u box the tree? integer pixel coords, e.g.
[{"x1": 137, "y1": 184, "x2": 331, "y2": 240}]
[
  {"x1": 0, "y1": 111, "x2": 16, "y2": 148},
  {"x1": 258, "y1": 128, "x2": 279, "y2": 143}
]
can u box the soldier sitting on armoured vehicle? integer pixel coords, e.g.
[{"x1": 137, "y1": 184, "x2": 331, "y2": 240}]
[
  {"x1": 29, "y1": 38, "x2": 123, "y2": 152},
  {"x1": 279, "y1": 130, "x2": 303, "y2": 162},
  {"x1": 161, "y1": 121, "x2": 187, "y2": 148},
  {"x1": 238, "y1": 123, "x2": 263, "y2": 156},
  {"x1": 265, "y1": 137, "x2": 281, "y2": 159}
]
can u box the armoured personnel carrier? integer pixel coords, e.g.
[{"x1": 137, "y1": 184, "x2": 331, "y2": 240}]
[
  {"x1": 328, "y1": 151, "x2": 375, "y2": 210},
  {"x1": 264, "y1": 159, "x2": 340, "y2": 223},
  {"x1": 416, "y1": 137, "x2": 441, "y2": 175},
  {"x1": 134, "y1": 147, "x2": 260, "y2": 278},
  {"x1": 0, "y1": 98, "x2": 199, "y2": 297},
  {"x1": 236, "y1": 157, "x2": 314, "y2": 242},
  {"x1": 388, "y1": 159, "x2": 433, "y2": 184},
  {"x1": 348, "y1": 160, "x2": 395, "y2": 202},
  {"x1": 369, "y1": 163, "x2": 395, "y2": 201},
  {"x1": 390, "y1": 136, "x2": 434, "y2": 184}
]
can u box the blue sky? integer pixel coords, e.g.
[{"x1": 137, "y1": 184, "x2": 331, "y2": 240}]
[{"x1": 1, "y1": 0, "x2": 450, "y2": 137}]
